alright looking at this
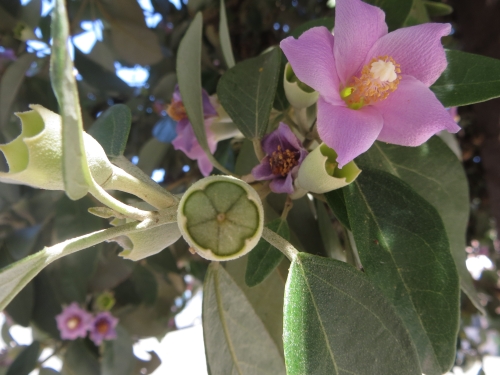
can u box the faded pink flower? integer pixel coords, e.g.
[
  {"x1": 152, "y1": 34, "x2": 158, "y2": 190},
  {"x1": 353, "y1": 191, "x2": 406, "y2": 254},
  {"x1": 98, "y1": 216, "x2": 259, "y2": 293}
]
[
  {"x1": 252, "y1": 123, "x2": 307, "y2": 195},
  {"x1": 280, "y1": 0, "x2": 460, "y2": 167},
  {"x1": 89, "y1": 311, "x2": 119, "y2": 346},
  {"x1": 170, "y1": 85, "x2": 218, "y2": 176},
  {"x1": 55, "y1": 302, "x2": 93, "y2": 340}
]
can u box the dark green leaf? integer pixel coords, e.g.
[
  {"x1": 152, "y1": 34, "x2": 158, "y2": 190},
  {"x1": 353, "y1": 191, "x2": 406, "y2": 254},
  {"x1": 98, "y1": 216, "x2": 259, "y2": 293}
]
[
  {"x1": 217, "y1": 48, "x2": 281, "y2": 139},
  {"x1": 325, "y1": 188, "x2": 350, "y2": 230},
  {"x1": 101, "y1": 326, "x2": 136, "y2": 375},
  {"x1": 344, "y1": 169, "x2": 459, "y2": 375},
  {"x1": 365, "y1": 0, "x2": 414, "y2": 30},
  {"x1": 88, "y1": 104, "x2": 131, "y2": 158},
  {"x1": 273, "y1": 55, "x2": 289, "y2": 111},
  {"x1": 357, "y1": 139, "x2": 483, "y2": 313},
  {"x1": 245, "y1": 219, "x2": 288, "y2": 287},
  {"x1": 203, "y1": 263, "x2": 286, "y2": 374},
  {"x1": 5, "y1": 225, "x2": 42, "y2": 260},
  {"x1": 32, "y1": 270, "x2": 62, "y2": 338},
  {"x1": 5, "y1": 282, "x2": 33, "y2": 327},
  {"x1": 403, "y1": 0, "x2": 430, "y2": 26},
  {"x1": 130, "y1": 265, "x2": 158, "y2": 305},
  {"x1": 62, "y1": 340, "x2": 101, "y2": 375},
  {"x1": 290, "y1": 18, "x2": 334, "y2": 39},
  {"x1": 146, "y1": 248, "x2": 180, "y2": 274},
  {"x1": 6, "y1": 341, "x2": 40, "y2": 375},
  {"x1": 284, "y1": 253, "x2": 421, "y2": 375},
  {"x1": 219, "y1": 0, "x2": 235, "y2": 68},
  {"x1": 424, "y1": 1, "x2": 453, "y2": 16},
  {"x1": 315, "y1": 201, "x2": 345, "y2": 261},
  {"x1": 431, "y1": 50, "x2": 500, "y2": 107},
  {"x1": 234, "y1": 139, "x2": 259, "y2": 175}
]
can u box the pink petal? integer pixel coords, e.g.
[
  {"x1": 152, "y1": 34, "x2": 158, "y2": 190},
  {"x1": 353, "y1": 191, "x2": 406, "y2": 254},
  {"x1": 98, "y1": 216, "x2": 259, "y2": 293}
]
[
  {"x1": 317, "y1": 98, "x2": 383, "y2": 168},
  {"x1": 366, "y1": 23, "x2": 451, "y2": 87},
  {"x1": 280, "y1": 28, "x2": 342, "y2": 105},
  {"x1": 334, "y1": 0, "x2": 388, "y2": 84},
  {"x1": 375, "y1": 75, "x2": 460, "y2": 145}
]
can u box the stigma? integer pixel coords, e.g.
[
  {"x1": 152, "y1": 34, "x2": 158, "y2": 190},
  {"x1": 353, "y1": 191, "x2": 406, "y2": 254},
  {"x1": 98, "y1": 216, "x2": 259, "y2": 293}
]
[
  {"x1": 167, "y1": 99, "x2": 188, "y2": 121},
  {"x1": 269, "y1": 145, "x2": 299, "y2": 176},
  {"x1": 341, "y1": 56, "x2": 401, "y2": 110}
]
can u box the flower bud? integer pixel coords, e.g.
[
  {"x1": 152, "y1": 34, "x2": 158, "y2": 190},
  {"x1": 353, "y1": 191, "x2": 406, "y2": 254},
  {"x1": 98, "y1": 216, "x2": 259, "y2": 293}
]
[
  {"x1": 284, "y1": 63, "x2": 319, "y2": 108},
  {"x1": 297, "y1": 143, "x2": 361, "y2": 193},
  {"x1": 0, "y1": 105, "x2": 113, "y2": 190},
  {"x1": 177, "y1": 176, "x2": 264, "y2": 261}
]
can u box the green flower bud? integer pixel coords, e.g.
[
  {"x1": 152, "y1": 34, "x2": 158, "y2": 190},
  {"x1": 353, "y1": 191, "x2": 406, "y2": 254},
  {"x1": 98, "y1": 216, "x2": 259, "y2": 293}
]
[
  {"x1": 94, "y1": 291, "x2": 116, "y2": 311},
  {"x1": 0, "y1": 105, "x2": 113, "y2": 190},
  {"x1": 297, "y1": 143, "x2": 361, "y2": 193},
  {"x1": 284, "y1": 63, "x2": 319, "y2": 109},
  {"x1": 177, "y1": 176, "x2": 264, "y2": 261}
]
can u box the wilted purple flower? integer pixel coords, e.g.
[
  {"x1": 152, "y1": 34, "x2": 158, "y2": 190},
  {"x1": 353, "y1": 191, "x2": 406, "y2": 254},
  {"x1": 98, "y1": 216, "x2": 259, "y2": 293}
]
[
  {"x1": 280, "y1": 0, "x2": 460, "y2": 167},
  {"x1": 252, "y1": 123, "x2": 307, "y2": 194},
  {"x1": 89, "y1": 311, "x2": 119, "y2": 345},
  {"x1": 55, "y1": 303, "x2": 93, "y2": 340},
  {"x1": 170, "y1": 85, "x2": 218, "y2": 176}
]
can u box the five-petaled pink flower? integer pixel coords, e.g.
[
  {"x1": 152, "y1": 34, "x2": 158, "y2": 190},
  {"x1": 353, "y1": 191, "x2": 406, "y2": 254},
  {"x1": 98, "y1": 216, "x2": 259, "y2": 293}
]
[
  {"x1": 280, "y1": 0, "x2": 460, "y2": 167},
  {"x1": 89, "y1": 311, "x2": 119, "y2": 346},
  {"x1": 55, "y1": 302, "x2": 93, "y2": 340}
]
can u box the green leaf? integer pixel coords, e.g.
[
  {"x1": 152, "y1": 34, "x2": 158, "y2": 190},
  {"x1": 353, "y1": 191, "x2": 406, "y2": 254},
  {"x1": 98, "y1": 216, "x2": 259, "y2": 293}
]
[
  {"x1": 225, "y1": 255, "x2": 288, "y2": 355},
  {"x1": 102, "y1": 326, "x2": 136, "y2": 375},
  {"x1": 177, "y1": 13, "x2": 230, "y2": 174},
  {"x1": 283, "y1": 253, "x2": 421, "y2": 375},
  {"x1": 431, "y1": 50, "x2": 500, "y2": 107},
  {"x1": 324, "y1": 188, "x2": 351, "y2": 230},
  {"x1": 357, "y1": 139, "x2": 484, "y2": 313},
  {"x1": 5, "y1": 282, "x2": 33, "y2": 327},
  {"x1": 245, "y1": 218, "x2": 288, "y2": 287},
  {"x1": 219, "y1": 0, "x2": 235, "y2": 68},
  {"x1": 0, "y1": 53, "x2": 36, "y2": 133},
  {"x1": 403, "y1": 0, "x2": 430, "y2": 26},
  {"x1": 217, "y1": 48, "x2": 281, "y2": 140},
  {"x1": 62, "y1": 340, "x2": 101, "y2": 375},
  {"x1": 315, "y1": 201, "x2": 345, "y2": 261},
  {"x1": 6, "y1": 341, "x2": 40, "y2": 375},
  {"x1": 5, "y1": 225, "x2": 42, "y2": 260},
  {"x1": 203, "y1": 262, "x2": 286, "y2": 375},
  {"x1": 50, "y1": 0, "x2": 92, "y2": 200},
  {"x1": 289, "y1": 18, "x2": 334, "y2": 39},
  {"x1": 365, "y1": 0, "x2": 414, "y2": 30},
  {"x1": 344, "y1": 169, "x2": 459, "y2": 375},
  {"x1": 424, "y1": 1, "x2": 453, "y2": 16},
  {"x1": 88, "y1": 104, "x2": 131, "y2": 158}
]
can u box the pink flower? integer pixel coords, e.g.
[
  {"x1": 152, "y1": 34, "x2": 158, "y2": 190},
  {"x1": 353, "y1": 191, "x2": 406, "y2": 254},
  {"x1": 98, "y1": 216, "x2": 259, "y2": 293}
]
[
  {"x1": 55, "y1": 303, "x2": 93, "y2": 340},
  {"x1": 252, "y1": 123, "x2": 307, "y2": 194},
  {"x1": 170, "y1": 85, "x2": 218, "y2": 176},
  {"x1": 89, "y1": 311, "x2": 119, "y2": 346},
  {"x1": 280, "y1": 0, "x2": 460, "y2": 167}
]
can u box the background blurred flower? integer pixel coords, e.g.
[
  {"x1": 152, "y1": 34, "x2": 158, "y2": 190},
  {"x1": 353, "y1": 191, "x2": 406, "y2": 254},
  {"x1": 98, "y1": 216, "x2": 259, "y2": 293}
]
[
  {"x1": 89, "y1": 311, "x2": 119, "y2": 346},
  {"x1": 55, "y1": 303, "x2": 93, "y2": 340},
  {"x1": 280, "y1": 0, "x2": 460, "y2": 167}
]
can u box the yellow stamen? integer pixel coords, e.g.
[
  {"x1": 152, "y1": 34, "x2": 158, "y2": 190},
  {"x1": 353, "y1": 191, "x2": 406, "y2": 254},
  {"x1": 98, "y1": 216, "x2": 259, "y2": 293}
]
[
  {"x1": 269, "y1": 145, "x2": 299, "y2": 177},
  {"x1": 167, "y1": 100, "x2": 188, "y2": 121},
  {"x1": 341, "y1": 55, "x2": 401, "y2": 110}
]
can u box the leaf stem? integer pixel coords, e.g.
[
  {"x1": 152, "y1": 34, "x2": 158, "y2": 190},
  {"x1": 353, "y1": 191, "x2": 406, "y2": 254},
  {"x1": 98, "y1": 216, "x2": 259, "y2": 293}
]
[
  {"x1": 261, "y1": 227, "x2": 299, "y2": 261},
  {"x1": 252, "y1": 138, "x2": 265, "y2": 161}
]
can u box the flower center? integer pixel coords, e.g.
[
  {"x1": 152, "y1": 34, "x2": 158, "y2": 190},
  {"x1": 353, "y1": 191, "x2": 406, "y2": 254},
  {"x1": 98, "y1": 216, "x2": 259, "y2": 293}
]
[
  {"x1": 96, "y1": 319, "x2": 110, "y2": 334},
  {"x1": 340, "y1": 56, "x2": 401, "y2": 110},
  {"x1": 167, "y1": 100, "x2": 188, "y2": 121},
  {"x1": 269, "y1": 145, "x2": 299, "y2": 177},
  {"x1": 66, "y1": 317, "x2": 81, "y2": 330}
]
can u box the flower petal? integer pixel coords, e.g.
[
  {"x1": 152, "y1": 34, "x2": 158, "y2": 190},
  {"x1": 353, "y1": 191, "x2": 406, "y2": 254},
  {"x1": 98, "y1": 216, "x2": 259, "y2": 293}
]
[
  {"x1": 270, "y1": 174, "x2": 294, "y2": 195},
  {"x1": 252, "y1": 157, "x2": 274, "y2": 181},
  {"x1": 280, "y1": 27, "x2": 342, "y2": 105},
  {"x1": 202, "y1": 90, "x2": 217, "y2": 117},
  {"x1": 334, "y1": 0, "x2": 388, "y2": 84},
  {"x1": 317, "y1": 98, "x2": 383, "y2": 168},
  {"x1": 261, "y1": 123, "x2": 302, "y2": 154},
  {"x1": 366, "y1": 23, "x2": 451, "y2": 86},
  {"x1": 375, "y1": 75, "x2": 460, "y2": 145}
]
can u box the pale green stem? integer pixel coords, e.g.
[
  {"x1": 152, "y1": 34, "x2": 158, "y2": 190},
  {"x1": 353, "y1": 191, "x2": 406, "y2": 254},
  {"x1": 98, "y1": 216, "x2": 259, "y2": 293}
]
[
  {"x1": 88, "y1": 179, "x2": 156, "y2": 222},
  {"x1": 252, "y1": 138, "x2": 265, "y2": 161},
  {"x1": 261, "y1": 227, "x2": 299, "y2": 261},
  {"x1": 102, "y1": 165, "x2": 177, "y2": 210},
  {"x1": 295, "y1": 107, "x2": 309, "y2": 134},
  {"x1": 346, "y1": 229, "x2": 363, "y2": 270}
]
